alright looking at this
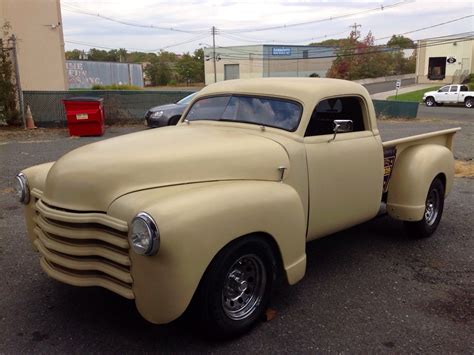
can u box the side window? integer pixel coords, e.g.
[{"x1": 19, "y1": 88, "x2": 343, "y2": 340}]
[
  {"x1": 460, "y1": 85, "x2": 468, "y2": 92},
  {"x1": 305, "y1": 96, "x2": 366, "y2": 137},
  {"x1": 449, "y1": 86, "x2": 458, "y2": 92},
  {"x1": 439, "y1": 86, "x2": 450, "y2": 92}
]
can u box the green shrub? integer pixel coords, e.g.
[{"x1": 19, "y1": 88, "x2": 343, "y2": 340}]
[{"x1": 91, "y1": 84, "x2": 142, "y2": 90}]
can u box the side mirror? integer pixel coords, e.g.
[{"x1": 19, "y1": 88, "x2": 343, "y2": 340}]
[{"x1": 329, "y1": 119, "x2": 353, "y2": 142}]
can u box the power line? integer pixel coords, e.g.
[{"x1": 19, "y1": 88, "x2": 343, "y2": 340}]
[
  {"x1": 62, "y1": 2, "x2": 206, "y2": 33},
  {"x1": 66, "y1": 32, "x2": 210, "y2": 52},
  {"x1": 219, "y1": 30, "x2": 349, "y2": 46},
  {"x1": 214, "y1": 35, "x2": 474, "y2": 62},
  {"x1": 219, "y1": 14, "x2": 473, "y2": 47},
  {"x1": 374, "y1": 14, "x2": 474, "y2": 42},
  {"x1": 220, "y1": 0, "x2": 410, "y2": 33}
]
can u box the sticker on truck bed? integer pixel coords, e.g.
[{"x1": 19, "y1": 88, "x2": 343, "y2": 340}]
[
  {"x1": 383, "y1": 147, "x2": 397, "y2": 193},
  {"x1": 76, "y1": 113, "x2": 88, "y2": 120}
]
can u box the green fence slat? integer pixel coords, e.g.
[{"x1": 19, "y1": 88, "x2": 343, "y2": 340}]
[{"x1": 372, "y1": 99, "x2": 419, "y2": 119}]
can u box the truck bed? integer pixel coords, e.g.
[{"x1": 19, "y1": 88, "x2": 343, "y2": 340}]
[{"x1": 381, "y1": 127, "x2": 461, "y2": 193}]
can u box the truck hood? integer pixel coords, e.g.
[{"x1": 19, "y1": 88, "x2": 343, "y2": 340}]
[
  {"x1": 424, "y1": 91, "x2": 436, "y2": 96},
  {"x1": 42, "y1": 125, "x2": 289, "y2": 211}
]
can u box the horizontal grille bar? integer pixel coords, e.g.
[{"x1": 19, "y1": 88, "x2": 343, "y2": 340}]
[
  {"x1": 34, "y1": 239, "x2": 132, "y2": 284},
  {"x1": 35, "y1": 227, "x2": 131, "y2": 266},
  {"x1": 40, "y1": 257, "x2": 134, "y2": 299},
  {"x1": 35, "y1": 215, "x2": 129, "y2": 249}
]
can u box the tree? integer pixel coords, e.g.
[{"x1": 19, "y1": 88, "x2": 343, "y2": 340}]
[
  {"x1": 174, "y1": 49, "x2": 205, "y2": 85},
  {"x1": 65, "y1": 49, "x2": 82, "y2": 60},
  {"x1": 309, "y1": 37, "x2": 355, "y2": 47},
  {"x1": 326, "y1": 31, "x2": 413, "y2": 80},
  {"x1": 145, "y1": 51, "x2": 174, "y2": 86},
  {"x1": 0, "y1": 21, "x2": 19, "y2": 125},
  {"x1": 387, "y1": 35, "x2": 415, "y2": 49}
]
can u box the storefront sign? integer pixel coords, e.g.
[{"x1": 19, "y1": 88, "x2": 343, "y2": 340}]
[
  {"x1": 272, "y1": 47, "x2": 292, "y2": 56},
  {"x1": 447, "y1": 57, "x2": 456, "y2": 64}
]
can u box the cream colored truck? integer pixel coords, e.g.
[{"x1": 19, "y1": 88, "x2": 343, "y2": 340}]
[{"x1": 16, "y1": 78, "x2": 459, "y2": 337}]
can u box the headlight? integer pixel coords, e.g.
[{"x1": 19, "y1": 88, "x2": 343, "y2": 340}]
[
  {"x1": 129, "y1": 212, "x2": 160, "y2": 256},
  {"x1": 15, "y1": 173, "x2": 30, "y2": 204},
  {"x1": 150, "y1": 111, "x2": 164, "y2": 119}
]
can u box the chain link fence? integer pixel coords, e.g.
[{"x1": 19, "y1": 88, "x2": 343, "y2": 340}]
[
  {"x1": 22, "y1": 91, "x2": 419, "y2": 127},
  {"x1": 23, "y1": 90, "x2": 194, "y2": 126}
]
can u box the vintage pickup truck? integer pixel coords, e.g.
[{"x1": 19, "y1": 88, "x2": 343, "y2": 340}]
[
  {"x1": 423, "y1": 84, "x2": 474, "y2": 108},
  {"x1": 16, "y1": 78, "x2": 460, "y2": 337}
]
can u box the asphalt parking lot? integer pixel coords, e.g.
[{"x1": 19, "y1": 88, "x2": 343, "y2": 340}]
[{"x1": 0, "y1": 108, "x2": 472, "y2": 352}]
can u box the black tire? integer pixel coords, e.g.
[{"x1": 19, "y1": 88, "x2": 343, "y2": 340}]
[
  {"x1": 465, "y1": 97, "x2": 473, "y2": 109},
  {"x1": 404, "y1": 177, "x2": 445, "y2": 238},
  {"x1": 168, "y1": 115, "x2": 181, "y2": 125},
  {"x1": 425, "y1": 97, "x2": 435, "y2": 107},
  {"x1": 194, "y1": 236, "x2": 276, "y2": 338}
]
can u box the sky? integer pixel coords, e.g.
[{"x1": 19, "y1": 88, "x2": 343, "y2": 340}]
[{"x1": 61, "y1": 0, "x2": 474, "y2": 54}]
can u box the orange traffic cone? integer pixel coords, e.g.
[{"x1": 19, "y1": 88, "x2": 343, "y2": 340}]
[{"x1": 25, "y1": 104, "x2": 37, "y2": 129}]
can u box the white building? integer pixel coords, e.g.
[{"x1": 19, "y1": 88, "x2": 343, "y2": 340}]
[{"x1": 416, "y1": 34, "x2": 473, "y2": 84}]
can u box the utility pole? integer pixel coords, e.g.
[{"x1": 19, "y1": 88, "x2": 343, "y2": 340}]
[
  {"x1": 212, "y1": 26, "x2": 217, "y2": 83},
  {"x1": 349, "y1": 22, "x2": 361, "y2": 40}
]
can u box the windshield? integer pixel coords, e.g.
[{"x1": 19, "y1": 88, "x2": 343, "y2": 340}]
[
  {"x1": 184, "y1": 95, "x2": 302, "y2": 131},
  {"x1": 177, "y1": 92, "x2": 197, "y2": 105}
]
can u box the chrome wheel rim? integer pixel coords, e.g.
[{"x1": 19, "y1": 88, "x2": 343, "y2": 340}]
[
  {"x1": 466, "y1": 100, "x2": 473, "y2": 108},
  {"x1": 426, "y1": 99, "x2": 434, "y2": 106},
  {"x1": 222, "y1": 254, "x2": 266, "y2": 320},
  {"x1": 424, "y1": 188, "x2": 440, "y2": 226}
]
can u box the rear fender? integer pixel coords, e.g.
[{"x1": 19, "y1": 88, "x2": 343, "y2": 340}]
[
  {"x1": 108, "y1": 180, "x2": 307, "y2": 324},
  {"x1": 386, "y1": 144, "x2": 454, "y2": 221}
]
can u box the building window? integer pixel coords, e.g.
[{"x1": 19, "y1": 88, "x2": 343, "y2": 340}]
[{"x1": 303, "y1": 50, "x2": 309, "y2": 59}]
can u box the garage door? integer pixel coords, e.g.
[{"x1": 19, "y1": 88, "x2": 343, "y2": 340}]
[{"x1": 224, "y1": 64, "x2": 240, "y2": 80}]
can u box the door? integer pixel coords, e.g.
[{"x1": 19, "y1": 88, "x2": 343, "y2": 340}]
[
  {"x1": 428, "y1": 57, "x2": 446, "y2": 80},
  {"x1": 304, "y1": 96, "x2": 384, "y2": 240},
  {"x1": 446, "y1": 85, "x2": 460, "y2": 103},
  {"x1": 224, "y1": 64, "x2": 240, "y2": 80},
  {"x1": 435, "y1": 85, "x2": 450, "y2": 103}
]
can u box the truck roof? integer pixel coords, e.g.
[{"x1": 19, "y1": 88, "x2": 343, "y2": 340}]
[
  {"x1": 192, "y1": 77, "x2": 376, "y2": 137},
  {"x1": 197, "y1": 77, "x2": 370, "y2": 106}
]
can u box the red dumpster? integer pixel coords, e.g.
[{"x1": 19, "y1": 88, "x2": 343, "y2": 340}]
[{"x1": 63, "y1": 97, "x2": 105, "y2": 136}]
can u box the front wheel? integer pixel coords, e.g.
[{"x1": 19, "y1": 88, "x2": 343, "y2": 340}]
[
  {"x1": 194, "y1": 236, "x2": 276, "y2": 338},
  {"x1": 425, "y1": 97, "x2": 435, "y2": 107},
  {"x1": 404, "y1": 177, "x2": 445, "y2": 238},
  {"x1": 465, "y1": 97, "x2": 473, "y2": 108}
]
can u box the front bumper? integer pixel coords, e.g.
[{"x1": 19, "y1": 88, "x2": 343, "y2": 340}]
[{"x1": 144, "y1": 112, "x2": 168, "y2": 128}]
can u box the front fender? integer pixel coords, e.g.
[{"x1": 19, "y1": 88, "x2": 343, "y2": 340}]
[
  {"x1": 108, "y1": 180, "x2": 307, "y2": 324},
  {"x1": 387, "y1": 144, "x2": 454, "y2": 221}
]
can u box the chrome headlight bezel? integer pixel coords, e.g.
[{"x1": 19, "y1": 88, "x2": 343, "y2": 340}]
[
  {"x1": 150, "y1": 111, "x2": 164, "y2": 119},
  {"x1": 129, "y1": 212, "x2": 160, "y2": 256},
  {"x1": 15, "y1": 173, "x2": 30, "y2": 204}
]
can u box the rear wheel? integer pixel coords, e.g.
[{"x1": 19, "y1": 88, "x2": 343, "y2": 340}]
[
  {"x1": 404, "y1": 177, "x2": 445, "y2": 238},
  {"x1": 465, "y1": 97, "x2": 473, "y2": 108},
  {"x1": 425, "y1": 97, "x2": 435, "y2": 107},
  {"x1": 194, "y1": 236, "x2": 276, "y2": 338}
]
